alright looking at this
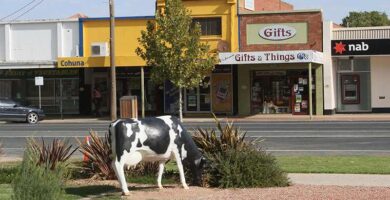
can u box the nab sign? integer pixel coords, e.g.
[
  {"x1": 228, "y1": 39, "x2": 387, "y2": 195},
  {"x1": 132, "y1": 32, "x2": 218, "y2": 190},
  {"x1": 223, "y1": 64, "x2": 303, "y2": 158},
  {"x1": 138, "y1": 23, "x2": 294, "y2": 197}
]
[{"x1": 332, "y1": 39, "x2": 390, "y2": 56}]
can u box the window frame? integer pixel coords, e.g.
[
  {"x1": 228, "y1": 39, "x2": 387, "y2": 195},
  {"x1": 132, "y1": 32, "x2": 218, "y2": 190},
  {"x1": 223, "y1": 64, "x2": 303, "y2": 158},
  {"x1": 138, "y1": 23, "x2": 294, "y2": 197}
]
[{"x1": 192, "y1": 17, "x2": 222, "y2": 36}]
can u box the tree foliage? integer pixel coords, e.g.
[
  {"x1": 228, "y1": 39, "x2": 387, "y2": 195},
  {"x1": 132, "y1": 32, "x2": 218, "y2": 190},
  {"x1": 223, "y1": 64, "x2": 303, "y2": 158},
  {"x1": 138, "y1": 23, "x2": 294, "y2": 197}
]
[
  {"x1": 342, "y1": 11, "x2": 390, "y2": 27},
  {"x1": 136, "y1": 0, "x2": 216, "y2": 89}
]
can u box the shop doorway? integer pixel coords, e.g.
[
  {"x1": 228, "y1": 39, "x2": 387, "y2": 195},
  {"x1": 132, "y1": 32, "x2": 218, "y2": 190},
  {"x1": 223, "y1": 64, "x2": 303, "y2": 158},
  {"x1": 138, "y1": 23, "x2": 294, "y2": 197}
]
[
  {"x1": 92, "y1": 75, "x2": 109, "y2": 114},
  {"x1": 336, "y1": 58, "x2": 371, "y2": 112},
  {"x1": 185, "y1": 78, "x2": 211, "y2": 113},
  {"x1": 250, "y1": 70, "x2": 311, "y2": 115}
]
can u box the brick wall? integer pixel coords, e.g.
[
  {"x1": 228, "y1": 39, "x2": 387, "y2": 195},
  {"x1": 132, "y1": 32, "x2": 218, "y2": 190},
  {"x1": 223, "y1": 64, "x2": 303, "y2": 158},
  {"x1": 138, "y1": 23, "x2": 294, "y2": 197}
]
[
  {"x1": 239, "y1": 0, "x2": 294, "y2": 12},
  {"x1": 240, "y1": 12, "x2": 323, "y2": 52}
]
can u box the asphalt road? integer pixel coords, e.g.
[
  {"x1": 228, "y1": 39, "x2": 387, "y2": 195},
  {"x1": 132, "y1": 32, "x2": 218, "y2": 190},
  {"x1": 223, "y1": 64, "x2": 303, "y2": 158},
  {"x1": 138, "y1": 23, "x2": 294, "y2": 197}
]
[{"x1": 1, "y1": 121, "x2": 390, "y2": 157}]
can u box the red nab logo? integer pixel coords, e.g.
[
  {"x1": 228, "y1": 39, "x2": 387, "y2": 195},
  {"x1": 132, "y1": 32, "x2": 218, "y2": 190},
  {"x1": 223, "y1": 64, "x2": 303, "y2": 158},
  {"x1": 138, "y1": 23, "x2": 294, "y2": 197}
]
[{"x1": 333, "y1": 42, "x2": 346, "y2": 54}]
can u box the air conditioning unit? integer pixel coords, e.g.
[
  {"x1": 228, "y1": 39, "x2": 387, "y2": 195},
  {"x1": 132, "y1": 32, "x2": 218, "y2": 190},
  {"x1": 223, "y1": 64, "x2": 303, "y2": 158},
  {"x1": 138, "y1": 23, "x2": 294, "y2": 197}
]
[{"x1": 91, "y1": 42, "x2": 109, "y2": 57}]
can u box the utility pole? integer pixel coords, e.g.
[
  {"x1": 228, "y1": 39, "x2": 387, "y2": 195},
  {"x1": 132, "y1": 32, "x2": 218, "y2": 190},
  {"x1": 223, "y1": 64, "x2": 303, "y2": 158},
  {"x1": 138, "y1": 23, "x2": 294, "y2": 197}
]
[{"x1": 109, "y1": 0, "x2": 117, "y2": 121}]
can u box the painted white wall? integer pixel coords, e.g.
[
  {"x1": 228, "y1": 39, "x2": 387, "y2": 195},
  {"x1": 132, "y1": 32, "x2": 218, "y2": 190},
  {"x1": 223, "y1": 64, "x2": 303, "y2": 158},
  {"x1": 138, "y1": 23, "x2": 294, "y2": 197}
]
[
  {"x1": 10, "y1": 23, "x2": 57, "y2": 61},
  {"x1": 0, "y1": 20, "x2": 79, "y2": 66},
  {"x1": 371, "y1": 56, "x2": 390, "y2": 108},
  {"x1": 322, "y1": 21, "x2": 336, "y2": 112},
  {"x1": 61, "y1": 22, "x2": 79, "y2": 57},
  {"x1": 0, "y1": 25, "x2": 4, "y2": 61}
]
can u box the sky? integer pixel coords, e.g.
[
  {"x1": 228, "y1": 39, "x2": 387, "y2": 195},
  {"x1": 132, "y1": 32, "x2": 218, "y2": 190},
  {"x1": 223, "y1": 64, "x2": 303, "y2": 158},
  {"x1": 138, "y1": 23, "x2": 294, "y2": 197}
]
[{"x1": 0, "y1": 0, "x2": 389, "y2": 24}]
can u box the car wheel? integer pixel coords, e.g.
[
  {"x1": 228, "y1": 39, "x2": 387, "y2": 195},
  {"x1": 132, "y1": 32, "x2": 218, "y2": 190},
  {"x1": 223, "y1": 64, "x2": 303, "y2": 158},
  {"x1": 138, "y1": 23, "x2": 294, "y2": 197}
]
[{"x1": 27, "y1": 112, "x2": 39, "y2": 124}]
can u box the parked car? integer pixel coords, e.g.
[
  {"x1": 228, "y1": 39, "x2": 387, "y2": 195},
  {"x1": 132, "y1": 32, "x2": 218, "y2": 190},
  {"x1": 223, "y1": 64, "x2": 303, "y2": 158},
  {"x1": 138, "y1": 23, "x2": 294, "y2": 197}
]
[{"x1": 0, "y1": 99, "x2": 45, "y2": 124}]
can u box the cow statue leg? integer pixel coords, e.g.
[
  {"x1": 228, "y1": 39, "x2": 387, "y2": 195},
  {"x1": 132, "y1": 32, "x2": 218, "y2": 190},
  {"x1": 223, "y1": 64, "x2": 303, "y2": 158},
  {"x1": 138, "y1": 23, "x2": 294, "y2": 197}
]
[
  {"x1": 173, "y1": 152, "x2": 189, "y2": 189},
  {"x1": 112, "y1": 152, "x2": 143, "y2": 196},
  {"x1": 112, "y1": 160, "x2": 130, "y2": 196},
  {"x1": 157, "y1": 161, "x2": 165, "y2": 189}
]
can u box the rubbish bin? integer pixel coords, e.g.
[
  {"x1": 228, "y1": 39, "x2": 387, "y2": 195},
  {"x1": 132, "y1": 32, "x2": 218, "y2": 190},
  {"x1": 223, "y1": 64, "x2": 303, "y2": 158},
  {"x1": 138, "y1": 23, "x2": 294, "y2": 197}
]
[{"x1": 120, "y1": 96, "x2": 138, "y2": 119}]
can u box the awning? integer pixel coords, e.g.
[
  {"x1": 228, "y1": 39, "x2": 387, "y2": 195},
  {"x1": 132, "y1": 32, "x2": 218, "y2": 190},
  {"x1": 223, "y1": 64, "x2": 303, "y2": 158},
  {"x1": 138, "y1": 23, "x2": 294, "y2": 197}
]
[
  {"x1": 0, "y1": 61, "x2": 55, "y2": 69},
  {"x1": 219, "y1": 50, "x2": 324, "y2": 65}
]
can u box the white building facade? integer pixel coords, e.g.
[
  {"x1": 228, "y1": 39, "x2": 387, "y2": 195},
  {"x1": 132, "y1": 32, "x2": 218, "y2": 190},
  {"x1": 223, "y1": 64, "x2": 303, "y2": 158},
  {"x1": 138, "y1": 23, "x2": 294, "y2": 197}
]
[
  {"x1": 0, "y1": 19, "x2": 81, "y2": 114},
  {"x1": 324, "y1": 25, "x2": 390, "y2": 114}
]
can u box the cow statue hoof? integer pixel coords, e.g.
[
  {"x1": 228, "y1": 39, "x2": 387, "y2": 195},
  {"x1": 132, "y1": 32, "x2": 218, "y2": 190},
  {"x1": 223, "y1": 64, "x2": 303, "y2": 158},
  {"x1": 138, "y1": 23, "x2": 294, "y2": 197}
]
[
  {"x1": 109, "y1": 116, "x2": 206, "y2": 195},
  {"x1": 122, "y1": 191, "x2": 131, "y2": 196}
]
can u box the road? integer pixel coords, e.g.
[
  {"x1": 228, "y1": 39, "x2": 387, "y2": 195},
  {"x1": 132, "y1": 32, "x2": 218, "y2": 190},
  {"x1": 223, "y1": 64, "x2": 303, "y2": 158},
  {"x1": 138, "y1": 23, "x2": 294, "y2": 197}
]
[{"x1": 0, "y1": 121, "x2": 390, "y2": 157}]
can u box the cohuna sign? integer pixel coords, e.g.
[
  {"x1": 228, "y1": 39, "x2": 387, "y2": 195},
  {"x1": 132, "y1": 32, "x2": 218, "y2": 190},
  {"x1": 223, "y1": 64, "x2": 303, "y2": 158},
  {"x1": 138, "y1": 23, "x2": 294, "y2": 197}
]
[{"x1": 259, "y1": 25, "x2": 297, "y2": 41}]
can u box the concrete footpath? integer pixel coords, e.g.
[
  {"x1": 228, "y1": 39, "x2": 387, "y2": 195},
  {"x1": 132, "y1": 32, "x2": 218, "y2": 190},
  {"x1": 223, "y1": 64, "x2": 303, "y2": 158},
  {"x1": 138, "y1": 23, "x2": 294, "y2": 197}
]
[{"x1": 289, "y1": 173, "x2": 390, "y2": 187}]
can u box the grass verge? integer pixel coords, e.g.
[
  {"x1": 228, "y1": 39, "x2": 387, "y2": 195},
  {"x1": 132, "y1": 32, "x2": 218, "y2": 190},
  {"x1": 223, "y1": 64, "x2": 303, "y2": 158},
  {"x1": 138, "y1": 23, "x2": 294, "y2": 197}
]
[{"x1": 277, "y1": 156, "x2": 390, "y2": 174}]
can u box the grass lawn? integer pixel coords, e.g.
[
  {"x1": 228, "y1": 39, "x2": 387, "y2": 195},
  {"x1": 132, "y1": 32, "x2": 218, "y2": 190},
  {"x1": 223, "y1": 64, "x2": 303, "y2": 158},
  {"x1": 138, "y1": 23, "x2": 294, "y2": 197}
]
[{"x1": 276, "y1": 155, "x2": 390, "y2": 174}]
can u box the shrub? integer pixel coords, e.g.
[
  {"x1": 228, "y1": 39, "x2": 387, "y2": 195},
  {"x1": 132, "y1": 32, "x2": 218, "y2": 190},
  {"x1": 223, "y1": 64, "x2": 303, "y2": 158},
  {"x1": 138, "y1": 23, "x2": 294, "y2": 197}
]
[
  {"x1": 78, "y1": 131, "x2": 162, "y2": 180},
  {"x1": 28, "y1": 138, "x2": 77, "y2": 170},
  {"x1": 193, "y1": 114, "x2": 289, "y2": 188},
  {"x1": 77, "y1": 131, "x2": 115, "y2": 180},
  {"x1": 12, "y1": 144, "x2": 66, "y2": 200},
  {"x1": 193, "y1": 114, "x2": 259, "y2": 154},
  {"x1": 206, "y1": 149, "x2": 289, "y2": 188}
]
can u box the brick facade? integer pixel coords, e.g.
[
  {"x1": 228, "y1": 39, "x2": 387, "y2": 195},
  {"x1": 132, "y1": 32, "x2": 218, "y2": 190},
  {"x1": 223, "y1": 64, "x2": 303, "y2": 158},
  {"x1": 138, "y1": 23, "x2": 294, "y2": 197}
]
[
  {"x1": 240, "y1": 12, "x2": 323, "y2": 52},
  {"x1": 239, "y1": 0, "x2": 293, "y2": 12}
]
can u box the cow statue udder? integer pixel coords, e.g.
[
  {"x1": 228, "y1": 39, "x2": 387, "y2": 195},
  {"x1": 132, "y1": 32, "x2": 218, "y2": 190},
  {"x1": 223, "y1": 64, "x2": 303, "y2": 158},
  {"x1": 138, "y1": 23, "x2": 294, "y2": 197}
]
[{"x1": 109, "y1": 116, "x2": 205, "y2": 196}]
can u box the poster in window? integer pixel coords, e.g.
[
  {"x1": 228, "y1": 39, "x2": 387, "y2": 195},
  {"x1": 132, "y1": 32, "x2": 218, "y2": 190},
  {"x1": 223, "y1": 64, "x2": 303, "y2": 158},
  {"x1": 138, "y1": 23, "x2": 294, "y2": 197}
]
[
  {"x1": 302, "y1": 78, "x2": 308, "y2": 85},
  {"x1": 296, "y1": 94, "x2": 302, "y2": 103},
  {"x1": 212, "y1": 73, "x2": 232, "y2": 113},
  {"x1": 293, "y1": 84, "x2": 298, "y2": 92},
  {"x1": 301, "y1": 100, "x2": 308, "y2": 109},
  {"x1": 298, "y1": 78, "x2": 303, "y2": 84},
  {"x1": 294, "y1": 104, "x2": 301, "y2": 112},
  {"x1": 188, "y1": 95, "x2": 197, "y2": 107}
]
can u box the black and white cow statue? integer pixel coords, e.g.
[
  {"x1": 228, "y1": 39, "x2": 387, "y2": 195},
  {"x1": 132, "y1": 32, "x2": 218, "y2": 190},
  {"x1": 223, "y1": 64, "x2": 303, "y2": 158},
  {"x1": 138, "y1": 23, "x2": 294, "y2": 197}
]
[{"x1": 109, "y1": 115, "x2": 205, "y2": 196}]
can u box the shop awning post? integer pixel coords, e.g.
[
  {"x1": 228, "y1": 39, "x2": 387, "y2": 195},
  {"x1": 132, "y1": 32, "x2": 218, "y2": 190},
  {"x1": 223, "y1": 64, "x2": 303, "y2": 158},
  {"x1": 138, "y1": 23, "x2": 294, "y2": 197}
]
[{"x1": 309, "y1": 63, "x2": 313, "y2": 120}]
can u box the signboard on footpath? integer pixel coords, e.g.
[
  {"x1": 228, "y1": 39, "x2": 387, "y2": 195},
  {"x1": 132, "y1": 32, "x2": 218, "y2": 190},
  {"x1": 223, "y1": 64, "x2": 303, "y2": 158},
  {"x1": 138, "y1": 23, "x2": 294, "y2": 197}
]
[
  {"x1": 219, "y1": 50, "x2": 324, "y2": 65},
  {"x1": 332, "y1": 39, "x2": 390, "y2": 56}
]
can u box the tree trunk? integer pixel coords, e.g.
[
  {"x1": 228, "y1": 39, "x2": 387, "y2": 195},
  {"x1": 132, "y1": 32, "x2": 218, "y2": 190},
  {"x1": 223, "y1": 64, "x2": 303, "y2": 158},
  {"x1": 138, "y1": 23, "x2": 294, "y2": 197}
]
[{"x1": 179, "y1": 87, "x2": 183, "y2": 122}]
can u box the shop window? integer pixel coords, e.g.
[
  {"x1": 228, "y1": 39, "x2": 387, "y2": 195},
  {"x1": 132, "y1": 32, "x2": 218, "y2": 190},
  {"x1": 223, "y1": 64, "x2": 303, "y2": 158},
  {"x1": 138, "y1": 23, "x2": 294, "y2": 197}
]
[
  {"x1": 192, "y1": 18, "x2": 222, "y2": 36},
  {"x1": 341, "y1": 75, "x2": 360, "y2": 104},
  {"x1": 353, "y1": 59, "x2": 370, "y2": 72},
  {"x1": 337, "y1": 59, "x2": 352, "y2": 72}
]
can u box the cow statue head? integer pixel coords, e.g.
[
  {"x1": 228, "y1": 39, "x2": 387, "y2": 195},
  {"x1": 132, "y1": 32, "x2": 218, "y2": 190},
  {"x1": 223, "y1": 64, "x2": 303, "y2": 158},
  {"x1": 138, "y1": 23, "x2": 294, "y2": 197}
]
[{"x1": 188, "y1": 156, "x2": 207, "y2": 186}]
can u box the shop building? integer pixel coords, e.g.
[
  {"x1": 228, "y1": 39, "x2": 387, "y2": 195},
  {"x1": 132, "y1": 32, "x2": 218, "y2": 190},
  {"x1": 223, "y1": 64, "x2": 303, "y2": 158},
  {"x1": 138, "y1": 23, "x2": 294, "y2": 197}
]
[
  {"x1": 0, "y1": 19, "x2": 81, "y2": 115},
  {"x1": 58, "y1": 0, "x2": 239, "y2": 116},
  {"x1": 219, "y1": 9, "x2": 325, "y2": 116},
  {"x1": 325, "y1": 25, "x2": 390, "y2": 113}
]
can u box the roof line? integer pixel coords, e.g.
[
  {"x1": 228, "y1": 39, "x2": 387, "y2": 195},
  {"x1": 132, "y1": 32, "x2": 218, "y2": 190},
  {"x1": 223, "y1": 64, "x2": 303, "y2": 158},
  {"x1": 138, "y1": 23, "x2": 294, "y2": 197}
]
[
  {"x1": 239, "y1": 9, "x2": 322, "y2": 16},
  {"x1": 80, "y1": 16, "x2": 155, "y2": 21}
]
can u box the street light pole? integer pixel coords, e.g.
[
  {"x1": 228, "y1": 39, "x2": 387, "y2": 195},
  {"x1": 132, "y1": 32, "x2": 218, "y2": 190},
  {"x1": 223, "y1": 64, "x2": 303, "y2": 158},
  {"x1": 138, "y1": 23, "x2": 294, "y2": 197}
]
[{"x1": 109, "y1": 0, "x2": 117, "y2": 121}]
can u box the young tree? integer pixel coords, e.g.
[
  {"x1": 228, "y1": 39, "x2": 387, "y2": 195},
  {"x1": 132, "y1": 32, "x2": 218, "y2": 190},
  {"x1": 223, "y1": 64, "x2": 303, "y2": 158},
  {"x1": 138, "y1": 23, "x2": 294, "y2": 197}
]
[
  {"x1": 136, "y1": 0, "x2": 216, "y2": 121},
  {"x1": 342, "y1": 11, "x2": 390, "y2": 27}
]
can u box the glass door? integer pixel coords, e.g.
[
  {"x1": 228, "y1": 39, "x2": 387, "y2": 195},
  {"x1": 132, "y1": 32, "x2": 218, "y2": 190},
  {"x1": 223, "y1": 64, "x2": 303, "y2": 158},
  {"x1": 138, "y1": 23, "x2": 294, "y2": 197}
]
[{"x1": 185, "y1": 78, "x2": 211, "y2": 112}]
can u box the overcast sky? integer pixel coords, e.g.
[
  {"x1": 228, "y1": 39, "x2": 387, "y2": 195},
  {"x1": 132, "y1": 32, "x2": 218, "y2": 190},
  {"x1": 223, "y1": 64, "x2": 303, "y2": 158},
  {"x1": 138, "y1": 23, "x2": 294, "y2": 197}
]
[{"x1": 0, "y1": 0, "x2": 389, "y2": 24}]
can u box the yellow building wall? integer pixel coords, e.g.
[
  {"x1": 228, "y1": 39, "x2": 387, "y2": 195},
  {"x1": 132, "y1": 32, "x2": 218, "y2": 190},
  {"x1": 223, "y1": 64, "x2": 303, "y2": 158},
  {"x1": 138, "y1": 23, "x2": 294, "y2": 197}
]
[
  {"x1": 82, "y1": 18, "x2": 150, "y2": 67},
  {"x1": 59, "y1": 0, "x2": 238, "y2": 68}
]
